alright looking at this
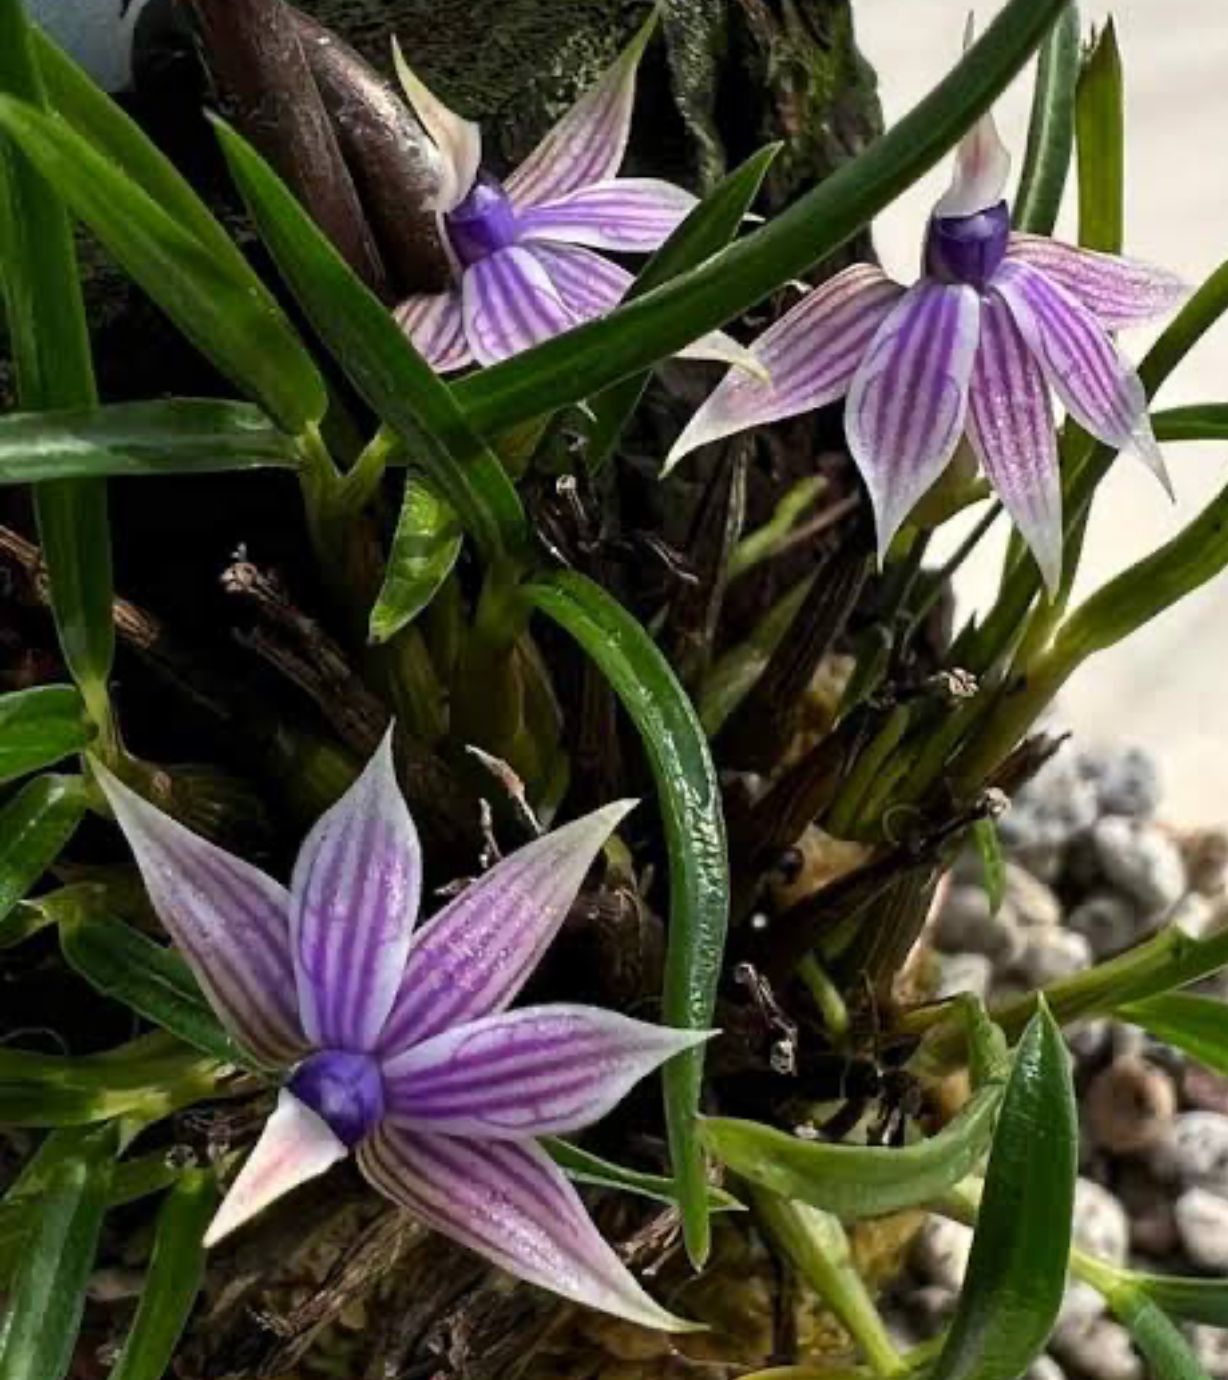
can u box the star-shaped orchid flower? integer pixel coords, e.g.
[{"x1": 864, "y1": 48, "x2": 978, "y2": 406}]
[
  {"x1": 665, "y1": 97, "x2": 1186, "y2": 592},
  {"x1": 94, "y1": 735, "x2": 707, "y2": 1330},
  {"x1": 391, "y1": 16, "x2": 748, "y2": 373}
]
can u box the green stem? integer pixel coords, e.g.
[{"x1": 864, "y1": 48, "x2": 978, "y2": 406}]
[
  {"x1": 826, "y1": 705, "x2": 911, "y2": 838},
  {"x1": 751, "y1": 1187, "x2": 908, "y2": 1379},
  {"x1": 903, "y1": 920, "x2": 1228, "y2": 1064},
  {"x1": 798, "y1": 955, "x2": 851, "y2": 1042},
  {"x1": 946, "y1": 654, "x2": 1069, "y2": 794},
  {"x1": 336, "y1": 421, "x2": 399, "y2": 518}
]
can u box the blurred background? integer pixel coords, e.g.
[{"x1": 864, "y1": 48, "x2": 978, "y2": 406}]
[{"x1": 858, "y1": 0, "x2": 1228, "y2": 824}]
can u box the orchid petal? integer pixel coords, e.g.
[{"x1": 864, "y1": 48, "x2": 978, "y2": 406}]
[
  {"x1": 845, "y1": 280, "x2": 982, "y2": 559},
  {"x1": 290, "y1": 730, "x2": 422, "y2": 1051},
  {"x1": 992, "y1": 258, "x2": 1173, "y2": 493},
  {"x1": 1006, "y1": 234, "x2": 1187, "y2": 330},
  {"x1": 381, "y1": 1003, "x2": 709, "y2": 1138},
  {"x1": 967, "y1": 295, "x2": 1063, "y2": 593},
  {"x1": 378, "y1": 801, "x2": 636, "y2": 1055},
  {"x1": 526, "y1": 240, "x2": 763, "y2": 374},
  {"x1": 92, "y1": 763, "x2": 305, "y2": 1067},
  {"x1": 504, "y1": 13, "x2": 656, "y2": 210},
  {"x1": 461, "y1": 245, "x2": 576, "y2": 365},
  {"x1": 394, "y1": 290, "x2": 473, "y2": 373},
  {"x1": 524, "y1": 240, "x2": 632, "y2": 318},
  {"x1": 204, "y1": 1090, "x2": 347, "y2": 1247},
  {"x1": 518, "y1": 178, "x2": 697, "y2": 253},
  {"x1": 664, "y1": 264, "x2": 904, "y2": 473},
  {"x1": 934, "y1": 106, "x2": 1010, "y2": 216},
  {"x1": 391, "y1": 40, "x2": 480, "y2": 212},
  {"x1": 358, "y1": 1126, "x2": 697, "y2": 1329},
  {"x1": 934, "y1": 19, "x2": 1010, "y2": 217}
]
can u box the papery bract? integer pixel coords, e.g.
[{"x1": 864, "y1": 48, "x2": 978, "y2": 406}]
[
  {"x1": 391, "y1": 16, "x2": 752, "y2": 375},
  {"x1": 94, "y1": 733, "x2": 708, "y2": 1331},
  {"x1": 666, "y1": 84, "x2": 1186, "y2": 592}
]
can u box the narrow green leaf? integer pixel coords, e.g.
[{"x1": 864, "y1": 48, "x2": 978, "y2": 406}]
[
  {"x1": 370, "y1": 482, "x2": 463, "y2": 644},
  {"x1": 751, "y1": 1190, "x2": 905, "y2": 1380},
  {"x1": 1074, "y1": 20, "x2": 1123, "y2": 254},
  {"x1": 451, "y1": 0, "x2": 1068, "y2": 438},
  {"x1": 1050, "y1": 479, "x2": 1228, "y2": 670},
  {"x1": 0, "y1": 1145, "x2": 185, "y2": 1284},
  {"x1": 0, "y1": 400, "x2": 300, "y2": 483},
  {"x1": 1129, "y1": 1273, "x2": 1228, "y2": 1329},
  {"x1": 1153, "y1": 404, "x2": 1228, "y2": 443},
  {"x1": 0, "y1": 1032, "x2": 222, "y2": 1126},
  {"x1": 543, "y1": 1138, "x2": 742, "y2": 1212},
  {"x1": 31, "y1": 28, "x2": 268, "y2": 288},
  {"x1": 1014, "y1": 2, "x2": 1080, "y2": 235},
  {"x1": 728, "y1": 477, "x2": 827, "y2": 582},
  {"x1": 698, "y1": 576, "x2": 814, "y2": 734},
  {"x1": 971, "y1": 818, "x2": 1006, "y2": 916},
  {"x1": 585, "y1": 143, "x2": 781, "y2": 469},
  {"x1": 1109, "y1": 1289, "x2": 1211, "y2": 1380},
  {"x1": 60, "y1": 913, "x2": 257, "y2": 1070},
  {"x1": 0, "y1": 0, "x2": 113, "y2": 719},
  {"x1": 109, "y1": 1152, "x2": 188, "y2": 1210},
  {"x1": 702, "y1": 1081, "x2": 1004, "y2": 1221},
  {"x1": 1118, "y1": 992, "x2": 1228, "y2": 1077},
  {"x1": 525, "y1": 570, "x2": 729, "y2": 1266},
  {"x1": 0, "y1": 1121, "x2": 116, "y2": 1380},
  {"x1": 0, "y1": 774, "x2": 86, "y2": 923},
  {"x1": 0, "y1": 98, "x2": 326, "y2": 435},
  {"x1": 0, "y1": 686, "x2": 93, "y2": 783},
  {"x1": 211, "y1": 116, "x2": 526, "y2": 562},
  {"x1": 108, "y1": 1170, "x2": 217, "y2": 1380},
  {"x1": 931, "y1": 1002, "x2": 1077, "y2": 1380}
]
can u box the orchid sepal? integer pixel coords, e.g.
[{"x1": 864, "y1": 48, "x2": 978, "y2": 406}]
[{"x1": 101, "y1": 747, "x2": 693, "y2": 1328}]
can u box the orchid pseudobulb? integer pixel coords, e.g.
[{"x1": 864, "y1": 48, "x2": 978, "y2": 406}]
[
  {"x1": 665, "y1": 88, "x2": 1186, "y2": 593},
  {"x1": 94, "y1": 734, "x2": 709, "y2": 1331}
]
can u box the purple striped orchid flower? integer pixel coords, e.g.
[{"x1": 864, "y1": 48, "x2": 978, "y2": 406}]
[
  {"x1": 93, "y1": 736, "x2": 708, "y2": 1331},
  {"x1": 391, "y1": 16, "x2": 752, "y2": 374},
  {"x1": 666, "y1": 101, "x2": 1186, "y2": 591}
]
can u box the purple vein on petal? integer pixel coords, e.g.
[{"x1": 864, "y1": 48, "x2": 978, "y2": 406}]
[
  {"x1": 1005, "y1": 234, "x2": 1187, "y2": 331},
  {"x1": 524, "y1": 241, "x2": 632, "y2": 320},
  {"x1": 394, "y1": 291, "x2": 473, "y2": 373},
  {"x1": 92, "y1": 762, "x2": 305, "y2": 1067},
  {"x1": 517, "y1": 178, "x2": 698, "y2": 253},
  {"x1": 845, "y1": 279, "x2": 982, "y2": 559},
  {"x1": 967, "y1": 295, "x2": 1062, "y2": 594},
  {"x1": 377, "y1": 801, "x2": 636, "y2": 1055},
  {"x1": 526, "y1": 241, "x2": 762, "y2": 374},
  {"x1": 664, "y1": 264, "x2": 904, "y2": 473},
  {"x1": 357, "y1": 1126, "x2": 697, "y2": 1330},
  {"x1": 504, "y1": 12, "x2": 657, "y2": 210},
  {"x1": 380, "y1": 1004, "x2": 708, "y2": 1137},
  {"x1": 461, "y1": 246, "x2": 576, "y2": 365},
  {"x1": 290, "y1": 730, "x2": 421, "y2": 1051},
  {"x1": 992, "y1": 258, "x2": 1173, "y2": 493}
]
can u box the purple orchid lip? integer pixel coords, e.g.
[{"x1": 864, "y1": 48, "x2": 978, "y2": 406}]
[
  {"x1": 925, "y1": 200, "x2": 1011, "y2": 291},
  {"x1": 445, "y1": 172, "x2": 520, "y2": 268},
  {"x1": 289, "y1": 1049, "x2": 386, "y2": 1147}
]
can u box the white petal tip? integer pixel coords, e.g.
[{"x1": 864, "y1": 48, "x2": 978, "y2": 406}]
[
  {"x1": 203, "y1": 1091, "x2": 348, "y2": 1248},
  {"x1": 1131, "y1": 427, "x2": 1176, "y2": 499}
]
